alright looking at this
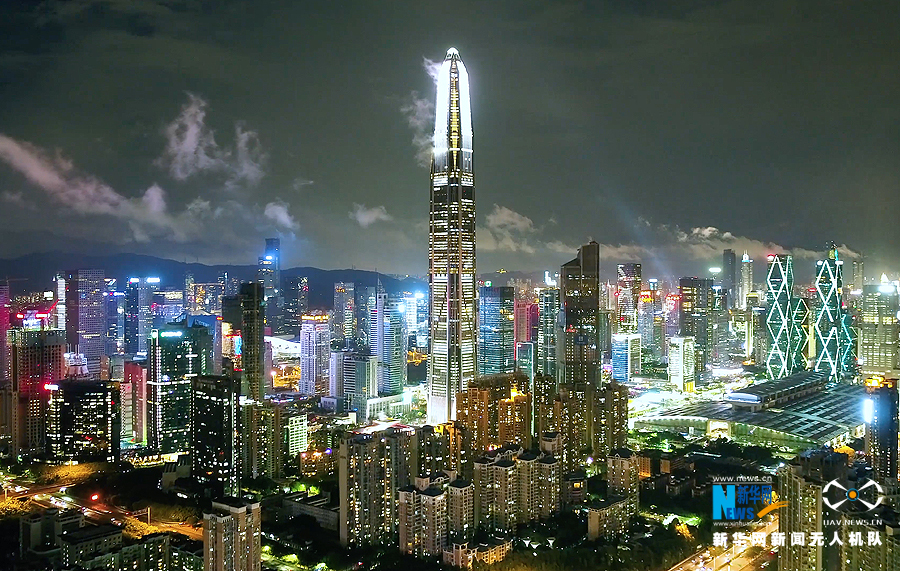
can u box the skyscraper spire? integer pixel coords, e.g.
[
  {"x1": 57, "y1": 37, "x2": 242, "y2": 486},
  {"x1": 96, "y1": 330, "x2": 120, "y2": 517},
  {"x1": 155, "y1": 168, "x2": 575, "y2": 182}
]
[{"x1": 427, "y1": 48, "x2": 476, "y2": 425}]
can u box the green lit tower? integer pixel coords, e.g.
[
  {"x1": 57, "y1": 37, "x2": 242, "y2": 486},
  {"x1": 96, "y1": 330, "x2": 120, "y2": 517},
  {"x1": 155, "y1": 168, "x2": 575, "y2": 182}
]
[
  {"x1": 765, "y1": 254, "x2": 794, "y2": 379},
  {"x1": 789, "y1": 297, "x2": 809, "y2": 371},
  {"x1": 813, "y1": 243, "x2": 844, "y2": 380}
]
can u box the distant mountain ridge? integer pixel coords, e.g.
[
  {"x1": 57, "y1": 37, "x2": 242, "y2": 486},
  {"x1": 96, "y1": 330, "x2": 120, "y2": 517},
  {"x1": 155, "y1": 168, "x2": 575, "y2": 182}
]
[{"x1": 0, "y1": 251, "x2": 424, "y2": 309}]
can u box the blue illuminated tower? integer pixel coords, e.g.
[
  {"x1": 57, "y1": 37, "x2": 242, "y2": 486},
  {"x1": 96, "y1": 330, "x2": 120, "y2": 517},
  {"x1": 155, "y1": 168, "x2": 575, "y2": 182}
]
[{"x1": 478, "y1": 286, "x2": 515, "y2": 376}]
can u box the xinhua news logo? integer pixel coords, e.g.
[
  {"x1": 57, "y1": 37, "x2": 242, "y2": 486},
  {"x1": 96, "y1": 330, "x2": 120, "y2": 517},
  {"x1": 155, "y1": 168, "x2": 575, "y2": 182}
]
[{"x1": 713, "y1": 477, "x2": 787, "y2": 525}]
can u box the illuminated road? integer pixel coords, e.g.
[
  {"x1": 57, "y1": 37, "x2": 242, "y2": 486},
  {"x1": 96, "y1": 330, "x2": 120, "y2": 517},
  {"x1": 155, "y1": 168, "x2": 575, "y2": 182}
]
[
  {"x1": 24, "y1": 486, "x2": 202, "y2": 541},
  {"x1": 667, "y1": 517, "x2": 778, "y2": 571}
]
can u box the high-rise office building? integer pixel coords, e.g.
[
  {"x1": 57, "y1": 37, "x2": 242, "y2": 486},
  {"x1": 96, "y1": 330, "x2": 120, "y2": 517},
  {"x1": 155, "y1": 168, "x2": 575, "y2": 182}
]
[
  {"x1": 124, "y1": 277, "x2": 159, "y2": 354},
  {"x1": 258, "y1": 238, "x2": 282, "y2": 330},
  {"x1": 478, "y1": 286, "x2": 515, "y2": 376},
  {"x1": 668, "y1": 336, "x2": 696, "y2": 393},
  {"x1": 377, "y1": 295, "x2": 407, "y2": 396},
  {"x1": 616, "y1": 263, "x2": 641, "y2": 334},
  {"x1": 65, "y1": 269, "x2": 106, "y2": 376},
  {"x1": 239, "y1": 283, "x2": 266, "y2": 401},
  {"x1": 202, "y1": 498, "x2": 261, "y2": 571},
  {"x1": 536, "y1": 288, "x2": 559, "y2": 378},
  {"x1": 46, "y1": 379, "x2": 119, "y2": 463},
  {"x1": 679, "y1": 277, "x2": 713, "y2": 378},
  {"x1": 852, "y1": 260, "x2": 865, "y2": 292},
  {"x1": 125, "y1": 360, "x2": 147, "y2": 444},
  {"x1": 515, "y1": 341, "x2": 536, "y2": 389},
  {"x1": 6, "y1": 328, "x2": 66, "y2": 455},
  {"x1": 740, "y1": 251, "x2": 753, "y2": 310},
  {"x1": 814, "y1": 244, "x2": 845, "y2": 381},
  {"x1": 766, "y1": 255, "x2": 796, "y2": 380},
  {"x1": 0, "y1": 284, "x2": 8, "y2": 386},
  {"x1": 147, "y1": 322, "x2": 212, "y2": 453},
  {"x1": 104, "y1": 280, "x2": 124, "y2": 356},
  {"x1": 611, "y1": 333, "x2": 641, "y2": 383},
  {"x1": 864, "y1": 376, "x2": 898, "y2": 483},
  {"x1": 790, "y1": 297, "x2": 810, "y2": 372},
  {"x1": 341, "y1": 353, "x2": 377, "y2": 421},
  {"x1": 191, "y1": 375, "x2": 240, "y2": 498},
  {"x1": 282, "y1": 276, "x2": 308, "y2": 335},
  {"x1": 427, "y1": 48, "x2": 477, "y2": 426},
  {"x1": 333, "y1": 282, "x2": 356, "y2": 348},
  {"x1": 858, "y1": 284, "x2": 899, "y2": 375},
  {"x1": 722, "y1": 249, "x2": 736, "y2": 308},
  {"x1": 560, "y1": 242, "x2": 601, "y2": 387},
  {"x1": 299, "y1": 313, "x2": 330, "y2": 397}
]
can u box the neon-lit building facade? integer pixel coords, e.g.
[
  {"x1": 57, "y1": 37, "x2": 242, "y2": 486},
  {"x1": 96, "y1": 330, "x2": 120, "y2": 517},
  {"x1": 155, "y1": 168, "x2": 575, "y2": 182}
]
[
  {"x1": 616, "y1": 263, "x2": 641, "y2": 334},
  {"x1": 813, "y1": 245, "x2": 843, "y2": 379},
  {"x1": 428, "y1": 48, "x2": 476, "y2": 425},
  {"x1": 765, "y1": 254, "x2": 794, "y2": 379}
]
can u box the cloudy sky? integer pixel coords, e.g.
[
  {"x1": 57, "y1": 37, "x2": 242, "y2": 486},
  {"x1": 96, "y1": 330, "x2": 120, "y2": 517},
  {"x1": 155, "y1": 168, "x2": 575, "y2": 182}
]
[{"x1": 0, "y1": 0, "x2": 897, "y2": 280}]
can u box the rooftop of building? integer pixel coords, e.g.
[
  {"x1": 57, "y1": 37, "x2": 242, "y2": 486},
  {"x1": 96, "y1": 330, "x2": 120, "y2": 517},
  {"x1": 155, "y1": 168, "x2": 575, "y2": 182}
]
[
  {"x1": 538, "y1": 455, "x2": 558, "y2": 465},
  {"x1": 609, "y1": 448, "x2": 635, "y2": 459},
  {"x1": 448, "y1": 478, "x2": 472, "y2": 488},
  {"x1": 589, "y1": 495, "x2": 630, "y2": 510},
  {"x1": 494, "y1": 459, "x2": 516, "y2": 468},
  {"x1": 641, "y1": 382, "x2": 865, "y2": 444},
  {"x1": 725, "y1": 370, "x2": 829, "y2": 401},
  {"x1": 211, "y1": 496, "x2": 259, "y2": 510},
  {"x1": 59, "y1": 524, "x2": 121, "y2": 543},
  {"x1": 518, "y1": 451, "x2": 540, "y2": 462}
]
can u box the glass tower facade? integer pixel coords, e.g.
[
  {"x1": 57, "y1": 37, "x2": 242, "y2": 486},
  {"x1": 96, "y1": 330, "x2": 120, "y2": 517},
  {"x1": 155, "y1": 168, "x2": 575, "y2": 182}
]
[
  {"x1": 616, "y1": 263, "x2": 641, "y2": 334},
  {"x1": 560, "y1": 242, "x2": 601, "y2": 387},
  {"x1": 477, "y1": 286, "x2": 515, "y2": 376},
  {"x1": 765, "y1": 254, "x2": 794, "y2": 379},
  {"x1": 428, "y1": 48, "x2": 476, "y2": 425}
]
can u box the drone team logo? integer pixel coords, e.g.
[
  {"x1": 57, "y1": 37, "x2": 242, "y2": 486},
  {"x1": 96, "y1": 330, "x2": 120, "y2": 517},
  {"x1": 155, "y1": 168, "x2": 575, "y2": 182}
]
[{"x1": 823, "y1": 479, "x2": 884, "y2": 511}]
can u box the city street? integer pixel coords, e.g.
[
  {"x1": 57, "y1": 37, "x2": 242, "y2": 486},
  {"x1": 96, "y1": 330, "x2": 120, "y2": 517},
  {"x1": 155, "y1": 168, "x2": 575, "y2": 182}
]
[{"x1": 667, "y1": 517, "x2": 778, "y2": 571}]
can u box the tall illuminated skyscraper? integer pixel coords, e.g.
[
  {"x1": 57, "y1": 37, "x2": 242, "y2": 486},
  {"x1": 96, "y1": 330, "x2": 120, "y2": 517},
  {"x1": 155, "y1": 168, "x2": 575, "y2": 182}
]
[
  {"x1": 478, "y1": 286, "x2": 515, "y2": 376},
  {"x1": 536, "y1": 288, "x2": 560, "y2": 378},
  {"x1": 65, "y1": 269, "x2": 106, "y2": 376},
  {"x1": 561, "y1": 242, "x2": 600, "y2": 387},
  {"x1": 258, "y1": 238, "x2": 282, "y2": 330},
  {"x1": 722, "y1": 249, "x2": 736, "y2": 308},
  {"x1": 124, "y1": 277, "x2": 159, "y2": 354},
  {"x1": 739, "y1": 251, "x2": 753, "y2": 310},
  {"x1": 765, "y1": 255, "x2": 794, "y2": 379},
  {"x1": 333, "y1": 282, "x2": 356, "y2": 349},
  {"x1": 858, "y1": 284, "x2": 899, "y2": 376},
  {"x1": 616, "y1": 263, "x2": 641, "y2": 334},
  {"x1": 864, "y1": 376, "x2": 898, "y2": 483},
  {"x1": 813, "y1": 244, "x2": 844, "y2": 380},
  {"x1": 428, "y1": 48, "x2": 476, "y2": 425}
]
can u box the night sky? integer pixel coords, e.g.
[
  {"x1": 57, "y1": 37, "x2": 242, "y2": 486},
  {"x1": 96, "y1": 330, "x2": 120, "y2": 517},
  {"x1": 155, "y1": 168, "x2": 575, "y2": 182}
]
[{"x1": 1, "y1": 0, "x2": 898, "y2": 280}]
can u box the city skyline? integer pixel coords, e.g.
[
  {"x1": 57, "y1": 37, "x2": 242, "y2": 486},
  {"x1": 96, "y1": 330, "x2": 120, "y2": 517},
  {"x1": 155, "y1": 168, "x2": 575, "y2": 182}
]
[{"x1": 0, "y1": 2, "x2": 898, "y2": 278}]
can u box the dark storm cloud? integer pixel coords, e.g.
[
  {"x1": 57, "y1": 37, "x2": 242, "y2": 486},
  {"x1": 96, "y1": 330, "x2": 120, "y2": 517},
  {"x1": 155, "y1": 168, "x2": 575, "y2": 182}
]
[{"x1": 0, "y1": 0, "x2": 897, "y2": 278}]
